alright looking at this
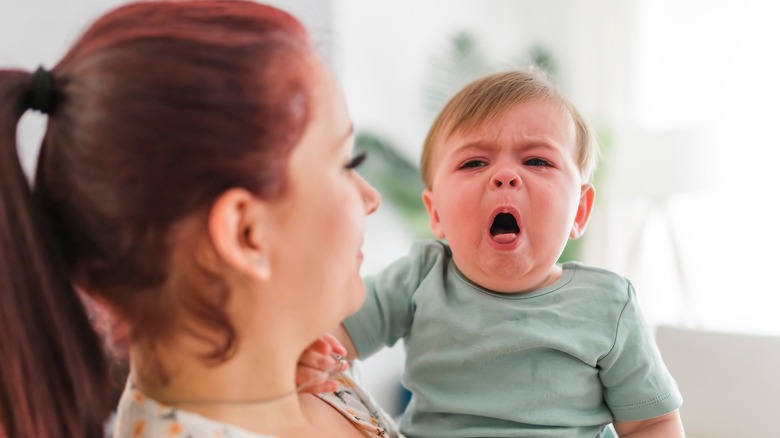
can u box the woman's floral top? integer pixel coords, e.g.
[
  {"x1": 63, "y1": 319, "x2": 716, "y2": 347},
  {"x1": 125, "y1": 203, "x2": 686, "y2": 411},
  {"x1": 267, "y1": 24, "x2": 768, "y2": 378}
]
[
  {"x1": 113, "y1": 383, "x2": 268, "y2": 438},
  {"x1": 315, "y1": 371, "x2": 397, "y2": 437},
  {"x1": 113, "y1": 368, "x2": 398, "y2": 437}
]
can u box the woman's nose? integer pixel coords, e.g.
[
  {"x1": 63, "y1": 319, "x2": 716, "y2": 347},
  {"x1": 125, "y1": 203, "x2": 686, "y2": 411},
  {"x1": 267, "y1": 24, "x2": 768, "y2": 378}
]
[
  {"x1": 490, "y1": 167, "x2": 521, "y2": 189},
  {"x1": 359, "y1": 176, "x2": 381, "y2": 215}
]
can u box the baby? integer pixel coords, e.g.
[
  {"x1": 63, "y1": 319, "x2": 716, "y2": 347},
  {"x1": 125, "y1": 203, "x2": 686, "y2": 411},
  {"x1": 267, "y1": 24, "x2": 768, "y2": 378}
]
[{"x1": 336, "y1": 70, "x2": 684, "y2": 437}]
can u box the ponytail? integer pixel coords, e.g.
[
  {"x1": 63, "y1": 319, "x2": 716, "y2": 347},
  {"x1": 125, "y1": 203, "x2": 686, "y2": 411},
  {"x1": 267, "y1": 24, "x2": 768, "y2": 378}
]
[{"x1": 0, "y1": 70, "x2": 108, "y2": 438}]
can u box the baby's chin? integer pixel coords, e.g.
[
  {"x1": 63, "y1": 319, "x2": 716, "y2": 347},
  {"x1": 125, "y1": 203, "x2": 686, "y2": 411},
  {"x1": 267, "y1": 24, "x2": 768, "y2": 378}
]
[{"x1": 457, "y1": 254, "x2": 551, "y2": 294}]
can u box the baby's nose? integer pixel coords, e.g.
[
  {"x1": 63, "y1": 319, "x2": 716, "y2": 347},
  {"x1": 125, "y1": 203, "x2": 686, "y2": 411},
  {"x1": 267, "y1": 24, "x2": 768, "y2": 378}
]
[{"x1": 490, "y1": 168, "x2": 521, "y2": 189}]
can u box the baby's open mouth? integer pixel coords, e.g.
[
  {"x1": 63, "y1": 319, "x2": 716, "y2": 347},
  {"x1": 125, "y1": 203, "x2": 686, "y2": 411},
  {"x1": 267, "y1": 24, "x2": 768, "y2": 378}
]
[{"x1": 490, "y1": 212, "x2": 520, "y2": 244}]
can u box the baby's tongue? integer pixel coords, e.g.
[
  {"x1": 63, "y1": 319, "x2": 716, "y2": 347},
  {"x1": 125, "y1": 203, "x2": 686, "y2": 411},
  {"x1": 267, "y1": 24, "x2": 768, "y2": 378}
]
[{"x1": 492, "y1": 233, "x2": 517, "y2": 244}]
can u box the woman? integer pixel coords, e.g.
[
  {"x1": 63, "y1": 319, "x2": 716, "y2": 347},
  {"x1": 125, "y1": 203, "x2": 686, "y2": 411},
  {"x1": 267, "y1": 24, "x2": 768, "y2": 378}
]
[{"x1": 0, "y1": 1, "x2": 394, "y2": 437}]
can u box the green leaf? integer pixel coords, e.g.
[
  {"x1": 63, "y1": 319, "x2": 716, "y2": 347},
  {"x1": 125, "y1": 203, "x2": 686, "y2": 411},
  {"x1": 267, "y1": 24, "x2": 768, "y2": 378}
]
[{"x1": 354, "y1": 132, "x2": 432, "y2": 239}]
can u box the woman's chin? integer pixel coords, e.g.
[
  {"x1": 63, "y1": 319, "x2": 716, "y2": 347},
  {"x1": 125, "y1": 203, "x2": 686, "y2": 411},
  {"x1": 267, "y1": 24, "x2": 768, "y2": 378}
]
[{"x1": 342, "y1": 280, "x2": 366, "y2": 318}]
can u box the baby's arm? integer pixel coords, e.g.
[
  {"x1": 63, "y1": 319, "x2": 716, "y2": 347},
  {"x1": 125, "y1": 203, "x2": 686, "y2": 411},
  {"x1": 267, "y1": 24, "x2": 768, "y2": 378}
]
[
  {"x1": 613, "y1": 409, "x2": 684, "y2": 437},
  {"x1": 332, "y1": 323, "x2": 359, "y2": 361}
]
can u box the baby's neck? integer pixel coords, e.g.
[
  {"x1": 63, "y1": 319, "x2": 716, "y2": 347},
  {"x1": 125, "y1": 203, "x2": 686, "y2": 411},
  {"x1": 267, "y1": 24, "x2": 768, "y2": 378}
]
[{"x1": 469, "y1": 263, "x2": 564, "y2": 294}]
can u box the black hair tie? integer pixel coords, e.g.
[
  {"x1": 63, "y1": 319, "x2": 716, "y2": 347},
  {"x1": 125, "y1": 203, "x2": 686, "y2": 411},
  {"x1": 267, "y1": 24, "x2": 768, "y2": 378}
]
[{"x1": 29, "y1": 66, "x2": 56, "y2": 114}]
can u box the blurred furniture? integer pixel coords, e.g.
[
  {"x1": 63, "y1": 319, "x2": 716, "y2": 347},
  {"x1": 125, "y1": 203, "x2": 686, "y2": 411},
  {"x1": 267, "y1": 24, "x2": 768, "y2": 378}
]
[
  {"x1": 613, "y1": 128, "x2": 715, "y2": 325},
  {"x1": 655, "y1": 325, "x2": 780, "y2": 438}
]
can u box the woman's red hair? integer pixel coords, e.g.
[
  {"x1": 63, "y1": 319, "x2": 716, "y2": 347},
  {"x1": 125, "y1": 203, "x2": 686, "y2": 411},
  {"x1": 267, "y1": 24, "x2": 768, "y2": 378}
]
[{"x1": 0, "y1": 1, "x2": 313, "y2": 436}]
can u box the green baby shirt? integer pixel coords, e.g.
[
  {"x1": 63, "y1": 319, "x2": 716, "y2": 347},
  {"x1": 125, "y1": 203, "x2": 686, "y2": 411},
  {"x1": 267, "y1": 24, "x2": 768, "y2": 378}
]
[{"x1": 343, "y1": 240, "x2": 682, "y2": 438}]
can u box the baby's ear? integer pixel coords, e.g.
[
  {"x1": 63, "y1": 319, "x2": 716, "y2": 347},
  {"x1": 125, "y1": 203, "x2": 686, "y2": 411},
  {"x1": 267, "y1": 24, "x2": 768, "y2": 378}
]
[
  {"x1": 422, "y1": 189, "x2": 446, "y2": 239},
  {"x1": 570, "y1": 183, "x2": 595, "y2": 239}
]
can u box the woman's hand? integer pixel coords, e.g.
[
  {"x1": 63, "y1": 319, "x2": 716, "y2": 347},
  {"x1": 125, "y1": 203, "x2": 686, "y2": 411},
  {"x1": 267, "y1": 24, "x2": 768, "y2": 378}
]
[{"x1": 296, "y1": 333, "x2": 348, "y2": 394}]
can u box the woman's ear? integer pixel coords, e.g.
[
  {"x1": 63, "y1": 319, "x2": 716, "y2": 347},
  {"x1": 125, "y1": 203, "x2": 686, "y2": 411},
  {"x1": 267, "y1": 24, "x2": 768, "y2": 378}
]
[
  {"x1": 208, "y1": 188, "x2": 272, "y2": 281},
  {"x1": 570, "y1": 183, "x2": 596, "y2": 239}
]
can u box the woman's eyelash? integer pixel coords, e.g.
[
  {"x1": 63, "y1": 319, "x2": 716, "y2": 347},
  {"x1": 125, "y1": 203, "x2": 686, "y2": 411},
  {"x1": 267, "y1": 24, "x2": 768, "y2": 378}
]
[{"x1": 345, "y1": 151, "x2": 367, "y2": 170}]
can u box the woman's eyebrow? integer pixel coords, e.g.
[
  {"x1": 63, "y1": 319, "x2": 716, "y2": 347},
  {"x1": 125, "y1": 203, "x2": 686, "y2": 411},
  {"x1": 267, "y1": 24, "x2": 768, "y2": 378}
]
[{"x1": 333, "y1": 122, "x2": 355, "y2": 150}]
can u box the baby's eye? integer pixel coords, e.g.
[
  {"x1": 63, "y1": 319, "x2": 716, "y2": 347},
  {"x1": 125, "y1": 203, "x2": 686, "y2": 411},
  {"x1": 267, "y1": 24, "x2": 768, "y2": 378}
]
[
  {"x1": 459, "y1": 159, "x2": 487, "y2": 169},
  {"x1": 524, "y1": 157, "x2": 552, "y2": 167},
  {"x1": 345, "y1": 151, "x2": 367, "y2": 170}
]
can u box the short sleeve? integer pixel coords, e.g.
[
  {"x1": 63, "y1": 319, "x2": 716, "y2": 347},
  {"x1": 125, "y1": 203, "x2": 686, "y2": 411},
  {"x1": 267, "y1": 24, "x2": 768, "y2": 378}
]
[
  {"x1": 598, "y1": 282, "x2": 683, "y2": 421},
  {"x1": 343, "y1": 242, "x2": 430, "y2": 359}
]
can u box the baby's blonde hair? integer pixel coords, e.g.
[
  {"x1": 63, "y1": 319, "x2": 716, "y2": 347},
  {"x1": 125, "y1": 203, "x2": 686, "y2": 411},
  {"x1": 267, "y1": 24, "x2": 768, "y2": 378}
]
[{"x1": 420, "y1": 69, "x2": 599, "y2": 188}]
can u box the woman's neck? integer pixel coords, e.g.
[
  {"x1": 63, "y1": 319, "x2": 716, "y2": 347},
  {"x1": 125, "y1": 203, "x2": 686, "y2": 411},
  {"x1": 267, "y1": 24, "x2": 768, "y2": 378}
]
[{"x1": 129, "y1": 334, "x2": 310, "y2": 435}]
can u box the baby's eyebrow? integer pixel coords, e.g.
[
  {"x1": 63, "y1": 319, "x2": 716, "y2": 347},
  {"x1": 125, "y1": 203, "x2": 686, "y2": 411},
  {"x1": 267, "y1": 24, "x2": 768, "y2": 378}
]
[
  {"x1": 452, "y1": 140, "x2": 559, "y2": 155},
  {"x1": 451, "y1": 141, "x2": 494, "y2": 154},
  {"x1": 519, "y1": 142, "x2": 560, "y2": 154}
]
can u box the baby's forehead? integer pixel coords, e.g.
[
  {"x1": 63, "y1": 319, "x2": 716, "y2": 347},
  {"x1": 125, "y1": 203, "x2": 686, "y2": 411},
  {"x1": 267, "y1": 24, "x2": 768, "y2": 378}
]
[{"x1": 442, "y1": 99, "x2": 575, "y2": 144}]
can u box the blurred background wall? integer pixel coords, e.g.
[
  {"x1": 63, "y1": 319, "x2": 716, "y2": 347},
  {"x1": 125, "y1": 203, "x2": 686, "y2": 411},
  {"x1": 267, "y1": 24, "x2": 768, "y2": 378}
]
[{"x1": 3, "y1": 0, "x2": 780, "y2": 420}]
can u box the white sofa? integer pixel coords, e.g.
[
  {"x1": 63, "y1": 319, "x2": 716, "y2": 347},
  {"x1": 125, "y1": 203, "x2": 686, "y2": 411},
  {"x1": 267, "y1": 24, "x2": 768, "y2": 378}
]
[{"x1": 655, "y1": 325, "x2": 780, "y2": 438}]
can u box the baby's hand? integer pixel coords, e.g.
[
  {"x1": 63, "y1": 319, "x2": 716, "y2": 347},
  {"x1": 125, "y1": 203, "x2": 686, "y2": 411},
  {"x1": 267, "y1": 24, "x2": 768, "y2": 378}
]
[{"x1": 296, "y1": 333, "x2": 348, "y2": 394}]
